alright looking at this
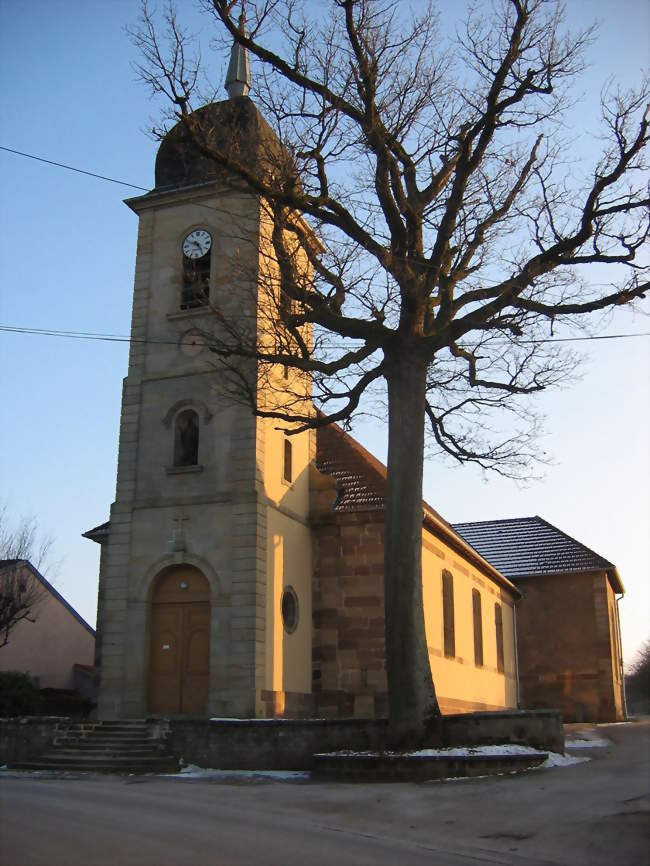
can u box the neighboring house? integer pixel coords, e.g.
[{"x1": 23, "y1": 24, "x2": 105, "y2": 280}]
[
  {"x1": 452, "y1": 517, "x2": 626, "y2": 722},
  {"x1": 0, "y1": 559, "x2": 95, "y2": 691}
]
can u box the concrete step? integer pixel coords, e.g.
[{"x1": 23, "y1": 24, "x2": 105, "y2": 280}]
[
  {"x1": 18, "y1": 753, "x2": 173, "y2": 766},
  {"x1": 65, "y1": 726, "x2": 149, "y2": 737},
  {"x1": 46, "y1": 747, "x2": 165, "y2": 758},
  {"x1": 53, "y1": 736, "x2": 165, "y2": 747},
  {"x1": 53, "y1": 738, "x2": 166, "y2": 747},
  {"x1": 12, "y1": 757, "x2": 178, "y2": 773},
  {"x1": 11, "y1": 719, "x2": 176, "y2": 774}
]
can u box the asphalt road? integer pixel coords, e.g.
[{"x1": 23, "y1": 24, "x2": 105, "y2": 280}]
[{"x1": 1, "y1": 721, "x2": 648, "y2": 866}]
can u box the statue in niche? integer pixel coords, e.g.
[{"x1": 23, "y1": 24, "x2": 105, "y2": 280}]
[{"x1": 174, "y1": 409, "x2": 199, "y2": 466}]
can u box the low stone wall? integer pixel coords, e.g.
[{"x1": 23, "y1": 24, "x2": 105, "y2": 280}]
[
  {"x1": 0, "y1": 717, "x2": 69, "y2": 765},
  {"x1": 1, "y1": 710, "x2": 563, "y2": 769},
  {"x1": 165, "y1": 718, "x2": 390, "y2": 770},
  {"x1": 312, "y1": 751, "x2": 548, "y2": 782},
  {"x1": 442, "y1": 709, "x2": 564, "y2": 754}
]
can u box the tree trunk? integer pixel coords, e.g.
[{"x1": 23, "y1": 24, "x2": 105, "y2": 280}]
[{"x1": 384, "y1": 349, "x2": 440, "y2": 744}]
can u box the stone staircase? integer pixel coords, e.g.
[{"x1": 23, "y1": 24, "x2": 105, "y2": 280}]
[{"x1": 11, "y1": 720, "x2": 178, "y2": 774}]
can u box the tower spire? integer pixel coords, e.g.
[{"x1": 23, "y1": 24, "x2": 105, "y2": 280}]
[{"x1": 225, "y1": 6, "x2": 251, "y2": 99}]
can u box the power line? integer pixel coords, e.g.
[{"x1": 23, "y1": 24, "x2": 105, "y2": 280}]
[
  {"x1": 0, "y1": 146, "x2": 149, "y2": 192},
  {"x1": 0, "y1": 325, "x2": 173, "y2": 346},
  {"x1": 1, "y1": 323, "x2": 648, "y2": 347},
  {"x1": 2, "y1": 142, "x2": 648, "y2": 287}
]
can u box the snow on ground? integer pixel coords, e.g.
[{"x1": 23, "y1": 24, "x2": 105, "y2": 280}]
[
  {"x1": 540, "y1": 752, "x2": 590, "y2": 767},
  {"x1": 165, "y1": 765, "x2": 310, "y2": 781},
  {"x1": 317, "y1": 744, "x2": 590, "y2": 769},
  {"x1": 209, "y1": 718, "x2": 329, "y2": 722},
  {"x1": 410, "y1": 744, "x2": 544, "y2": 757},
  {"x1": 564, "y1": 737, "x2": 611, "y2": 748}
]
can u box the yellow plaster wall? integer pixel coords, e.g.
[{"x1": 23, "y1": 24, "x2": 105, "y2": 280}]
[
  {"x1": 262, "y1": 416, "x2": 313, "y2": 514},
  {"x1": 0, "y1": 577, "x2": 95, "y2": 690},
  {"x1": 264, "y1": 507, "x2": 313, "y2": 695},
  {"x1": 421, "y1": 533, "x2": 518, "y2": 713}
]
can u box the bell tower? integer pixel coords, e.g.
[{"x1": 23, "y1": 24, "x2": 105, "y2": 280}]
[{"x1": 92, "y1": 30, "x2": 315, "y2": 719}]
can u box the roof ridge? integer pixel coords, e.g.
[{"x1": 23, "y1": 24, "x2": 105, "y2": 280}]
[
  {"x1": 452, "y1": 516, "x2": 538, "y2": 526},
  {"x1": 532, "y1": 514, "x2": 614, "y2": 569},
  {"x1": 6, "y1": 560, "x2": 96, "y2": 637}
]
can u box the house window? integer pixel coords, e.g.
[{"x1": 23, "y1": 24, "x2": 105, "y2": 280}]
[
  {"x1": 174, "y1": 409, "x2": 200, "y2": 467},
  {"x1": 279, "y1": 288, "x2": 294, "y2": 323},
  {"x1": 283, "y1": 437, "x2": 293, "y2": 483},
  {"x1": 442, "y1": 570, "x2": 455, "y2": 658},
  {"x1": 281, "y1": 586, "x2": 299, "y2": 633},
  {"x1": 494, "y1": 602, "x2": 504, "y2": 673},
  {"x1": 472, "y1": 589, "x2": 484, "y2": 667}
]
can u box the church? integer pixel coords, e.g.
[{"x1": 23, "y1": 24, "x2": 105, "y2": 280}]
[{"x1": 85, "y1": 33, "x2": 624, "y2": 725}]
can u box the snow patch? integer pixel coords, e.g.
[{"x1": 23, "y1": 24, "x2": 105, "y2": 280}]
[
  {"x1": 210, "y1": 718, "x2": 276, "y2": 723},
  {"x1": 410, "y1": 744, "x2": 541, "y2": 757},
  {"x1": 316, "y1": 744, "x2": 590, "y2": 770},
  {"x1": 166, "y1": 764, "x2": 309, "y2": 781},
  {"x1": 319, "y1": 744, "x2": 543, "y2": 758},
  {"x1": 209, "y1": 717, "x2": 329, "y2": 722},
  {"x1": 540, "y1": 752, "x2": 589, "y2": 768},
  {"x1": 564, "y1": 737, "x2": 611, "y2": 749}
]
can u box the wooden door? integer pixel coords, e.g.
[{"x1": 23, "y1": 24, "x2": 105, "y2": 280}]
[
  {"x1": 148, "y1": 567, "x2": 210, "y2": 715},
  {"x1": 181, "y1": 605, "x2": 210, "y2": 713}
]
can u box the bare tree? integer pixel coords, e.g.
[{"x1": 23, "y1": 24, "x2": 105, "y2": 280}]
[
  {"x1": 626, "y1": 639, "x2": 650, "y2": 713},
  {"x1": 131, "y1": 0, "x2": 649, "y2": 741},
  {"x1": 0, "y1": 506, "x2": 54, "y2": 649}
]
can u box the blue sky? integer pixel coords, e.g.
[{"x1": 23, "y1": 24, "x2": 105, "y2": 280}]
[{"x1": 0, "y1": 0, "x2": 648, "y2": 667}]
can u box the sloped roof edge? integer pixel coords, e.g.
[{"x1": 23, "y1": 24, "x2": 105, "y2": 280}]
[
  {"x1": 82, "y1": 521, "x2": 110, "y2": 544},
  {"x1": 452, "y1": 515, "x2": 624, "y2": 594},
  {"x1": 315, "y1": 420, "x2": 519, "y2": 597},
  {"x1": 0, "y1": 559, "x2": 96, "y2": 636}
]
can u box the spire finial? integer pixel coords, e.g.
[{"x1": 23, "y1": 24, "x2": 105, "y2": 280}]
[{"x1": 225, "y1": 4, "x2": 251, "y2": 99}]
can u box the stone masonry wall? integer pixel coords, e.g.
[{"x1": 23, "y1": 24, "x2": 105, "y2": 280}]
[
  {"x1": 95, "y1": 208, "x2": 154, "y2": 719},
  {"x1": 515, "y1": 571, "x2": 623, "y2": 722},
  {"x1": 166, "y1": 717, "x2": 390, "y2": 769},
  {"x1": 312, "y1": 512, "x2": 388, "y2": 718}
]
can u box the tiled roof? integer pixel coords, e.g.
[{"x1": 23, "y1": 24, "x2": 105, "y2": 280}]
[
  {"x1": 315, "y1": 423, "x2": 388, "y2": 512},
  {"x1": 315, "y1": 422, "x2": 449, "y2": 525},
  {"x1": 82, "y1": 521, "x2": 110, "y2": 543},
  {"x1": 451, "y1": 516, "x2": 622, "y2": 590},
  {"x1": 314, "y1": 424, "x2": 518, "y2": 594}
]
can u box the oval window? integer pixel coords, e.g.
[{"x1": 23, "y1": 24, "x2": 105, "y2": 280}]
[{"x1": 281, "y1": 586, "x2": 299, "y2": 634}]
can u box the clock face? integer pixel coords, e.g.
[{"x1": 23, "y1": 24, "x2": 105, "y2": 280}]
[
  {"x1": 179, "y1": 330, "x2": 206, "y2": 357},
  {"x1": 182, "y1": 229, "x2": 212, "y2": 260}
]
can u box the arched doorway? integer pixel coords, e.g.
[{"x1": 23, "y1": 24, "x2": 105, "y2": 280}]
[{"x1": 148, "y1": 565, "x2": 210, "y2": 715}]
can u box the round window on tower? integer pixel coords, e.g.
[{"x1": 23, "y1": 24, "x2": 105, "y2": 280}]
[{"x1": 281, "y1": 586, "x2": 299, "y2": 634}]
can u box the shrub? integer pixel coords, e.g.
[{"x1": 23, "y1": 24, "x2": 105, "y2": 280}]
[{"x1": 0, "y1": 671, "x2": 43, "y2": 717}]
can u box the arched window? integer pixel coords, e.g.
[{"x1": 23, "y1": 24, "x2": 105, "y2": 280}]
[
  {"x1": 472, "y1": 588, "x2": 484, "y2": 667},
  {"x1": 283, "y1": 436, "x2": 293, "y2": 483},
  {"x1": 174, "y1": 409, "x2": 200, "y2": 467},
  {"x1": 442, "y1": 570, "x2": 455, "y2": 658},
  {"x1": 494, "y1": 602, "x2": 504, "y2": 673}
]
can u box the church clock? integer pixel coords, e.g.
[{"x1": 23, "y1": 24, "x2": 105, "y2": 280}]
[
  {"x1": 182, "y1": 229, "x2": 212, "y2": 259},
  {"x1": 181, "y1": 229, "x2": 212, "y2": 309}
]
